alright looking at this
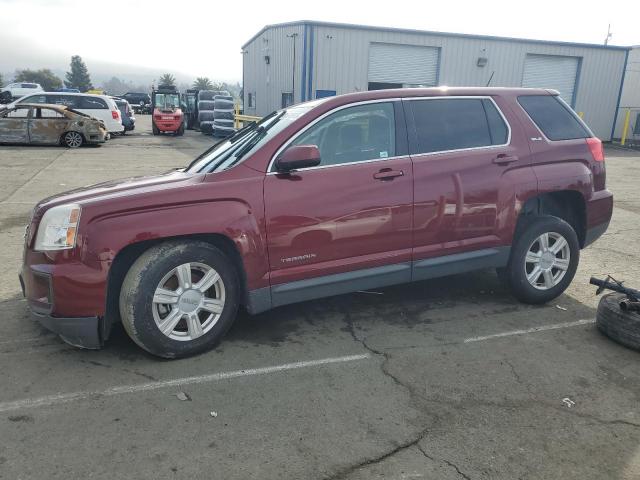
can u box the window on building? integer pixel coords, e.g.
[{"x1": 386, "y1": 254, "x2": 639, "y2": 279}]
[
  {"x1": 281, "y1": 92, "x2": 293, "y2": 108},
  {"x1": 518, "y1": 95, "x2": 589, "y2": 141},
  {"x1": 410, "y1": 98, "x2": 508, "y2": 154},
  {"x1": 290, "y1": 102, "x2": 396, "y2": 167},
  {"x1": 248, "y1": 93, "x2": 255, "y2": 108}
]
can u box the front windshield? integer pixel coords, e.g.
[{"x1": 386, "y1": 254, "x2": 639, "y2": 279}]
[
  {"x1": 155, "y1": 93, "x2": 180, "y2": 109},
  {"x1": 187, "y1": 98, "x2": 328, "y2": 174}
]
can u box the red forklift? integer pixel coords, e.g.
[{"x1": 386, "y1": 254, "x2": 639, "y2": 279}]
[{"x1": 151, "y1": 85, "x2": 185, "y2": 135}]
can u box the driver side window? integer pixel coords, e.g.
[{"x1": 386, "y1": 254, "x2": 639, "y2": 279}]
[{"x1": 291, "y1": 102, "x2": 396, "y2": 167}]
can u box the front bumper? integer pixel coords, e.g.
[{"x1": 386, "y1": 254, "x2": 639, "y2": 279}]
[
  {"x1": 19, "y1": 271, "x2": 101, "y2": 349},
  {"x1": 32, "y1": 309, "x2": 101, "y2": 349}
]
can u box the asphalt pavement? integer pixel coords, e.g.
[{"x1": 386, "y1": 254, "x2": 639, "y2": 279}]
[{"x1": 1, "y1": 116, "x2": 639, "y2": 479}]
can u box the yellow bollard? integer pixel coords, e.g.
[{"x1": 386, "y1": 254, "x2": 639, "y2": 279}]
[
  {"x1": 578, "y1": 111, "x2": 584, "y2": 119},
  {"x1": 234, "y1": 102, "x2": 240, "y2": 130},
  {"x1": 621, "y1": 108, "x2": 631, "y2": 146}
]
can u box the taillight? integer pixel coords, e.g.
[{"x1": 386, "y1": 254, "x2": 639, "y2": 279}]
[
  {"x1": 111, "y1": 110, "x2": 119, "y2": 120},
  {"x1": 586, "y1": 137, "x2": 604, "y2": 162}
]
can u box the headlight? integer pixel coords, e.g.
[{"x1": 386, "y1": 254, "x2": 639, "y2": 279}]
[{"x1": 34, "y1": 204, "x2": 81, "y2": 251}]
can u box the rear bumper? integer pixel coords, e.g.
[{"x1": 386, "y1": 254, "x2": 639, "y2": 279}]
[{"x1": 584, "y1": 189, "x2": 613, "y2": 247}]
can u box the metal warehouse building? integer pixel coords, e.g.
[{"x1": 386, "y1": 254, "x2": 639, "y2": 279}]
[{"x1": 242, "y1": 21, "x2": 629, "y2": 140}]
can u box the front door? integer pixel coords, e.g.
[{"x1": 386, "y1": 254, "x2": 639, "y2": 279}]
[
  {"x1": 264, "y1": 101, "x2": 413, "y2": 305},
  {"x1": 0, "y1": 106, "x2": 31, "y2": 143},
  {"x1": 405, "y1": 96, "x2": 533, "y2": 278}
]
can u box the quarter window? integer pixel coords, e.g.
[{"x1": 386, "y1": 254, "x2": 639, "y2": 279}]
[
  {"x1": 410, "y1": 98, "x2": 508, "y2": 154},
  {"x1": 518, "y1": 95, "x2": 589, "y2": 141},
  {"x1": 290, "y1": 102, "x2": 396, "y2": 167}
]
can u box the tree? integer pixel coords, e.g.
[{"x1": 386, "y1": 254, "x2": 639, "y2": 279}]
[
  {"x1": 101, "y1": 76, "x2": 130, "y2": 96},
  {"x1": 14, "y1": 69, "x2": 63, "y2": 91},
  {"x1": 65, "y1": 55, "x2": 93, "y2": 92},
  {"x1": 158, "y1": 73, "x2": 176, "y2": 87},
  {"x1": 193, "y1": 77, "x2": 213, "y2": 90}
]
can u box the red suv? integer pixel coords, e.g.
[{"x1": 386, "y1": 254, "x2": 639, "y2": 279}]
[{"x1": 19, "y1": 87, "x2": 613, "y2": 358}]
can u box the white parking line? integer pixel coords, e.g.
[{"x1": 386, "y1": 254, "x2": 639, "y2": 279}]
[
  {"x1": 0, "y1": 353, "x2": 371, "y2": 413},
  {"x1": 463, "y1": 319, "x2": 595, "y2": 343}
]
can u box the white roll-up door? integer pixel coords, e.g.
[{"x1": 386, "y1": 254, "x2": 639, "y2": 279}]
[
  {"x1": 368, "y1": 43, "x2": 440, "y2": 86},
  {"x1": 522, "y1": 54, "x2": 580, "y2": 106}
]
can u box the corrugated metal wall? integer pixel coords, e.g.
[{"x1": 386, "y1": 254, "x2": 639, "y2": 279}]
[
  {"x1": 243, "y1": 23, "x2": 628, "y2": 140},
  {"x1": 242, "y1": 24, "x2": 305, "y2": 116},
  {"x1": 613, "y1": 47, "x2": 640, "y2": 139}
]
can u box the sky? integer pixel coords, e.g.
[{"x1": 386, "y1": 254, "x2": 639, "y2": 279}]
[{"x1": 0, "y1": 0, "x2": 637, "y2": 83}]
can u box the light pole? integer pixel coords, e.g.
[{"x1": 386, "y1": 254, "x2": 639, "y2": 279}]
[{"x1": 287, "y1": 33, "x2": 298, "y2": 105}]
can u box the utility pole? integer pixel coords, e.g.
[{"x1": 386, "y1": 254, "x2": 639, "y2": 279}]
[
  {"x1": 287, "y1": 33, "x2": 298, "y2": 105},
  {"x1": 604, "y1": 24, "x2": 612, "y2": 45}
]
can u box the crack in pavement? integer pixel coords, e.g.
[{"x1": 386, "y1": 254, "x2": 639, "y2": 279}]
[{"x1": 417, "y1": 444, "x2": 472, "y2": 480}]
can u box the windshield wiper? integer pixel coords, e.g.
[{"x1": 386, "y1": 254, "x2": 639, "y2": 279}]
[{"x1": 231, "y1": 111, "x2": 286, "y2": 162}]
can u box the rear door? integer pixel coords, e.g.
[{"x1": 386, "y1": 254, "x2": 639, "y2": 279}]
[
  {"x1": 263, "y1": 100, "x2": 413, "y2": 304},
  {"x1": 406, "y1": 96, "x2": 534, "y2": 278},
  {"x1": 29, "y1": 107, "x2": 70, "y2": 144},
  {"x1": 0, "y1": 106, "x2": 31, "y2": 143}
]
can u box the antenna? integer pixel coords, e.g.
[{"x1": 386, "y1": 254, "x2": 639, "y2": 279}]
[
  {"x1": 604, "y1": 24, "x2": 612, "y2": 45},
  {"x1": 486, "y1": 71, "x2": 495, "y2": 87}
]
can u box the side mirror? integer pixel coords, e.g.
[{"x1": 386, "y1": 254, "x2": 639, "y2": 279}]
[{"x1": 275, "y1": 145, "x2": 321, "y2": 172}]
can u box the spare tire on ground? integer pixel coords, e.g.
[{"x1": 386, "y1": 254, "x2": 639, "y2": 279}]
[
  {"x1": 200, "y1": 121, "x2": 214, "y2": 134},
  {"x1": 213, "y1": 110, "x2": 234, "y2": 120},
  {"x1": 198, "y1": 100, "x2": 216, "y2": 111},
  {"x1": 198, "y1": 111, "x2": 215, "y2": 122},
  {"x1": 596, "y1": 293, "x2": 640, "y2": 351}
]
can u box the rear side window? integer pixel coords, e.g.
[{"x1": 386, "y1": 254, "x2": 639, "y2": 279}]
[
  {"x1": 47, "y1": 95, "x2": 78, "y2": 108},
  {"x1": 410, "y1": 98, "x2": 508, "y2": 154},
  {"x1": 22, "y1": 83, "x2": 38, "y2": 88},
  {"x1": 518, "y1": 95, "x2": 589, "y2": 141},
  {"x1": 18, "y1": 94, "x2": 46, "y2": 104},
  {"x1": 78, "y1": 97, "x2": 108, "y2": 109}
]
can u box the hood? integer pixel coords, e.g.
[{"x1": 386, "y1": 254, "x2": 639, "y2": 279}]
[{"x1": 35, "y1": 170, "x2": 202, "y2": 214}]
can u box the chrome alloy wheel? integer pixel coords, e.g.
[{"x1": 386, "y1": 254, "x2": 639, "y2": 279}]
[
  {"x1": 524, "y1": 232, "x2": 571, "y2": 290},
  {"x1": 152, "y1": 262, "x2": 226, "y2": 341},
  {"x1": 64, "y1": 131, "x2": 83, "y2": 148}
]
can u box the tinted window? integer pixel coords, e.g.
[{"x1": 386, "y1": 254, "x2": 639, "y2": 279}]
[
  {"x1": 518, "y1": 95, "x2": 589, "y2": 141},
  {"x1": 411, "y1": 98, "x2": 509, "y2": 154},
  {"x1": 78, "y1": 97, "x2": 108, "y2": 109},
  {"x1": 18, "y1": 94, "x2": 46, "y2": 104},
  {"x1": 22, "y1": 83, "x2": 38, "y2": 88},
  {"x1": 291, "y1": 102, "x2": 396, "y2": 167},
  {"x1": 47, "y1": 95, "x2": 79, "y2": 108}
]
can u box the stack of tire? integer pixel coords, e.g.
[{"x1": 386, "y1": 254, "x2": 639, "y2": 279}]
[
  {"x1": 197, "y1": 90, "x2": 227, "y2": 135},
  {"x1": 212, "y1": 94, "x2": 235, "y2": 138}
]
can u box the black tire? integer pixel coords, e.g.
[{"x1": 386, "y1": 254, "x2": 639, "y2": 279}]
[
  {"x1": 176, "y1": 123, "x2": 184, "y2": 136},
  {"x1": 213, "y1": 110, "x2": 234, "y2": 120},
  {"x1": 503, "y1": 215, "x2": 579, "y2": 304},
  {"x1": 214, "y1": 99, "x2": 234, "y2": 110},
  {"x1": 152, "y1": 123, "x2": 159, "y2": 135},
  {"x1": 198, "y1": 100, "x2": 216, "y2": 111},
  {"x1": 198, "y1": 111, "x2": 215, "y2": 122},
  {"x1": 213, "y1": 119, "x2": 234, "y2": 128},
  {"x1": 119, "y1": 241, "x2": 240, "y2": 358},
  {"x1": 200, "y1": 121, "x2": 214, "y2": 134},
  {"x1": 62, "y1": 131, "x2": 84, "y2": 148},
  {"x1": 198, "y1": 90, "x2": 226, "y2": 101},
  {"x1": 597, "y1": 293, "x2": 640, "y2": 351}
]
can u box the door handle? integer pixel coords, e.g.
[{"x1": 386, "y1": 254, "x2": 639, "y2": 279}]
[
  {"x1": 492, "y1": 154, "x2": 518, "y2": 165},
  {"x1": 373, "y1": 169, "x2": 404, "y2": 181}
]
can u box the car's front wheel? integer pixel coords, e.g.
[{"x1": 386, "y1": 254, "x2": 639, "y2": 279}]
[
  {"x1": 119, "y1": 241, "x2": 240, "y2": 358},
  {"x1": 502, "y1": 215, "x2": 579, "y2": 304},
  {"x1": 63, "y1": 131, "x2": 83, "y2": 148}
]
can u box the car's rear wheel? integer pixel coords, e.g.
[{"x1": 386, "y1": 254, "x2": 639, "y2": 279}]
[
  {"x1": 63, "y1": 131, "x2": 83, "y2": 148},
  {"x1": 119, "y1": 241, "x2": 240, "y2": 358},
  {"x1": 502, "y1": 215, "x2": 579, "y2": 304}
]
